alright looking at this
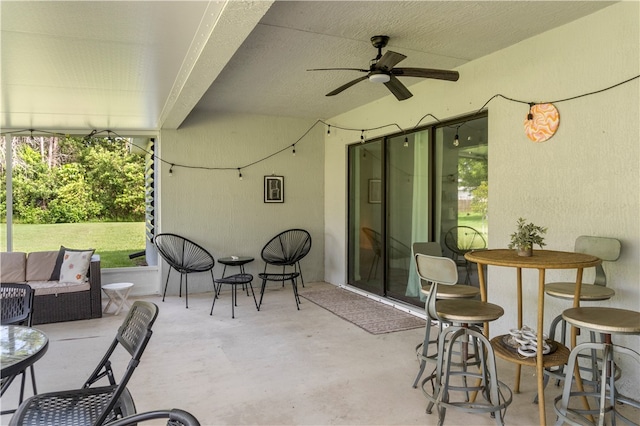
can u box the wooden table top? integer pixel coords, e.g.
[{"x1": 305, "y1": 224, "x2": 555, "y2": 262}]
[
  {"x1": 563, "y1": 307, "x2": 640, "y2": 334},
  {"x1": 465, "y1": 249, "x2": 601, "y2": 269}
]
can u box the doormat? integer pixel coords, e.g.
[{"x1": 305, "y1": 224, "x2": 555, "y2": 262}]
[{"x1": 300, "y1": 287, "x2": 425, "y2": 335}]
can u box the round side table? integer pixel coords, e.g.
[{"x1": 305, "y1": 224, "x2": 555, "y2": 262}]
[
  {"x1": 217, "y1": 256, "x2": 254, "y2": 276},
  {"x1": 102, "y1": 282, "x2": 134, "y2": 315}
]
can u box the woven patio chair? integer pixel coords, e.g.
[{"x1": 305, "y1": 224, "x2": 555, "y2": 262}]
[
  {"x1": 104, "y1": 408, "x2": 200, "y2": 426},
  {"x1": 9, "y1": 301, "x2": 159, "y2": 426},
  {"x1": 258, "y1": 229, "x2": 311, "y2": 310},
  {"x1": 1, "y1": 283, "x2": 36, "y2": 415},
  {"x1": 444, "y1": 225, "x2": 486, "y2": 284},
  {"x1": 154, "y1": 233, "x2": 215, "y2": 308}
]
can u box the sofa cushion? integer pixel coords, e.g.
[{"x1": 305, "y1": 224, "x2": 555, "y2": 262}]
[
  {"x1": 28, "y1": 280, "x2": 91, "y2": 296},
  {"x1": 25, "y1": 251, "x2": 59, "y2": 282},
  {"x1": 0, "y1": 252, "x2": 27, "y2": 283},
  {"x1": 59, "y1": 250, "x2": 94, "y2": 284},
  {"x1": 50, "y1": 246, "x2": 95, "y2": 280}
]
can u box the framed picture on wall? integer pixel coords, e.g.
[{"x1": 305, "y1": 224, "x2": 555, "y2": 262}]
[
  {"x1": 264, "y1": 176, "x2": 284, "y2": 203},
  {"x1": 368, "y1": 179, "x2": 381, "y2": 204}
]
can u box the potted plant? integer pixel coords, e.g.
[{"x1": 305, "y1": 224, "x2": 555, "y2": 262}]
[{"x1": 508, "y1": 217, "x2": 547, "y2": 256}]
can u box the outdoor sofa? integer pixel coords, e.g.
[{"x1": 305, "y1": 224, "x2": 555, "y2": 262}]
[{"x1": 0, "y1": 249, "x2": 102, "y2": 324}]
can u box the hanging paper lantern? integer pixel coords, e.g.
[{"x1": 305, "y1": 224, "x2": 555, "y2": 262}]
[{"x1": 524, "y1": 103, "x2": 560, "y2": 142}]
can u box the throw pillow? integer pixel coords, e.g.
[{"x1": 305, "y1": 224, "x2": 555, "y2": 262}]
[
  {"x1": 50, "y1": 246, "x2": 94, "y2": 280},
  {"x1": 59, "y1": 250, "x2": 95, "y2": 285}
]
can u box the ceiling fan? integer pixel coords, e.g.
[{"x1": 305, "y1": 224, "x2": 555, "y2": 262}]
[{"x1": 308, "y1": 35, "x2": 459, "y2": 101}]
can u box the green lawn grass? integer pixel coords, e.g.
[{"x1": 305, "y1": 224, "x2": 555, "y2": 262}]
[
  {"x1": 1, "y1": 222, "x2": 146, "y2": 268},
  {"x1": 456, "y1": 212, "x2": 489, "y2": 245}
]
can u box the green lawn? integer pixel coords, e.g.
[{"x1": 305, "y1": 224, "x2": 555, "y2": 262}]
[
  {"x1": 456, "y1": 213, "x2": 489, "y2": 245},
  {"x1": 1, "y1": 222, "x2": 146, "y2": 268}
]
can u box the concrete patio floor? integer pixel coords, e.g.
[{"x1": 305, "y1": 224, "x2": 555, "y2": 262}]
[{"x1": 1, "y1": 282, "x2": 589, "y2": 425}]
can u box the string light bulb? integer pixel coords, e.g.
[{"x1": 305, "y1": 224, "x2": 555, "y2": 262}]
[
  {"x1": 327, "y1": 125, "x2": 331, "y2": 135},
  {"x1": 528, "y1": 103, "x2": 535, "y2": 120},
  {"x1": 403, "y1": 136, "x2": 409, "y2": 148},
  {"x1": 169, "y1": 164, "x2": 174, "y2": 176},
  {"x1": 238, "y1": 168, "x2": 243, "y2": 180},
  {"x1": 292, "y1": 145, "x2": 296, "y2": 156},
  {"x1": 360, "y1": 130, "x2": 365, "y2": 143},
  {"x1": 453, "y1": 125, "x2": 460, "y2": 147}
]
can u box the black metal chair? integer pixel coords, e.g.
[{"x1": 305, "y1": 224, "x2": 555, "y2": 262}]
[
  {"x1": 9, "y1": 301, "x2": 159, "y2": 426},
  {"x1": 154, "y1": 233, "x2": 215, "y2": 309},
  {"x1": 258, "y1": 229, "x2": 311, "y2": 310},
  {"x1": 105, "y1": 408, "x2": 200, "y2": 426},
  {"x1": 1, "y1": 283, "x2": 36, "y2": 415},
  {"x1": 444, "y1": 225, "x2": 486, "y2": 284}
]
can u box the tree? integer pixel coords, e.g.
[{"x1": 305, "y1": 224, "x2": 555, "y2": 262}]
[
  {"x1": 1, "y1": 135, "x2": 145, "y2": 224},
  {"x1": 471, "y1": 181, "x2": 488, "y2": 220},
  {"x1": 458, "y1": 157, "x2": 487, "y2": 191}
]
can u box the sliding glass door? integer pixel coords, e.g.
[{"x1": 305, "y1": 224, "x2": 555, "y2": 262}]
[
  {"x1": 348, "y1": 140, "x2": 383, "y2": 295},
  {"x1": 347, "y1": 114, "x2": 487, "y2": 306},
  {"x1": 386, "y1": 131, "x2": 430, "y2": 302}
]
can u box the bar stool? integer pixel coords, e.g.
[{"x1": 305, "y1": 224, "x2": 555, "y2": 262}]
[
  {"x1": 415, "y1": 253, "x2": 512, "y2": 425},
  {"x1": 541, "y1": 237, "x2": 621, "y2": 399},
  {"x1": 554, "y1": 307, "x2": 640, "y2": 426},
  {"x1": 412, "y1": 242, "x2": 480, "y2": 388}
]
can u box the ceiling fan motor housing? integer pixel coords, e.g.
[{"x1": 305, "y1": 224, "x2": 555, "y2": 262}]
[{"x1": 370, "y1": 35, "x2": 390, "y2": 49}]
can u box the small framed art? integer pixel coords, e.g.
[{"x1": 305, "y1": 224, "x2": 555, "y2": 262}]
[
  {"x1": 264, "y1": 176, "x2": 284, "y2": 203},
  {"x1": 368, "y1": 179, "x2": 381, "y2": 204}
]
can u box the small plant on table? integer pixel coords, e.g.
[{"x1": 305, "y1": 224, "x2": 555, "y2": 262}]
[{"x1": 508, "y1": 217, "x2": 547, "y2": 256}]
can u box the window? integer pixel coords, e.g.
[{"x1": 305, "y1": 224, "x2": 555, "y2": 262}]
[{"x1": 1, "y1": 134, "x2": 156, "y2": 268}]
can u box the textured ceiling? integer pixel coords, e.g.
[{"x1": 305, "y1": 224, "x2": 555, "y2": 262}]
[{"x1": 0, "y1": 1, "x2": 616, "y2": 133}]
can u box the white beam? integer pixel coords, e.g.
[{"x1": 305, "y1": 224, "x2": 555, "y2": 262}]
[{"x1": 159, "y1": 0, "x2": 274, "y2": 130}]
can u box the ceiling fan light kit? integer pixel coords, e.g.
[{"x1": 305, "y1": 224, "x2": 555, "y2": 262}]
[
  {"x1": 308, "y1": 35, "x2": 459, "y2": 101},
  {"x1": 369, "y1": 71, "x2": 390, "y2": 83}
]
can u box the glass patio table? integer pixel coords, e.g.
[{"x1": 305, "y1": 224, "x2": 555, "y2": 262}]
[
  {"x1": 1, "y1": 325, "x2": 49, "y2": 413},
  {"x1": 465, "y1": 249, "x2": 601, "y2": 426}
]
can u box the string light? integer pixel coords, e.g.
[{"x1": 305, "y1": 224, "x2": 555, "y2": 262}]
[
  {"x1": 292, "y1": 144, "x2": 296, "y2": 156},
  {"x1": 3, "y1": 75, "x2": 636, "y2": 178},
  {"x1": 403, "y1": 136, "x2": 409, "y2": 148}
]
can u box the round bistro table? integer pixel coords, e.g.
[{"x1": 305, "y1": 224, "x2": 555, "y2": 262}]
[
  {"x1": 1, "y1": 325, "x2": 49, "y2": 414},
  {"x1": 465, "y1": 249, "x2": 601, "y2": 426},
  {"x1": 217, "y1": 256, "x2": 254, "y2": 276}
]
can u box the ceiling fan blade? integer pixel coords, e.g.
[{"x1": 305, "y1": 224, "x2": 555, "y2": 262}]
[
  {"x1": 375, "y1": 50, "x2": 406, "y2": 71},
  {"x1": 326, "y1": 75, "x2": 369, "y2": 96},
  {"x1": 392, "y1": 67, "x2": 459, "y2": 81},
  {"x1": 307, "y1": 68, "x2": 369, "y2": 73},
  {"x1": 384, "y1": 75, "x2": 412, "y2": 101}
]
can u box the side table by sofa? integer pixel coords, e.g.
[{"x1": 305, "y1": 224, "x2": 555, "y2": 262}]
[{"x1": 102, "y1": 282, "x2": 134, "y2": 315}]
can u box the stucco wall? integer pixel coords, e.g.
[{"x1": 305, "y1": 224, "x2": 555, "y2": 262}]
[
  {"x1": 158, "y1": 110, "x2": 324, "y2": 295},
  {"x1": 324, "y1": 2, "x2": 639, "y2": 393}
]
